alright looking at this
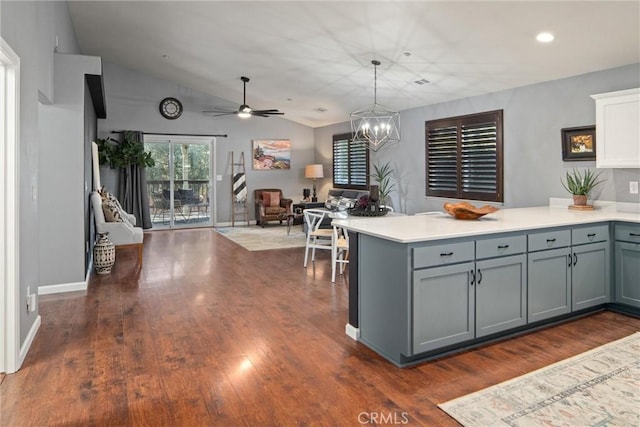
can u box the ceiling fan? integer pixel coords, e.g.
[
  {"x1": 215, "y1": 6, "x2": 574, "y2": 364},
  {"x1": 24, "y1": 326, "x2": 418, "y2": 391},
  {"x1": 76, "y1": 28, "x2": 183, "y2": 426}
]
[{"x1": 203, "y1": 76, "x2": 284, "y2": 119}]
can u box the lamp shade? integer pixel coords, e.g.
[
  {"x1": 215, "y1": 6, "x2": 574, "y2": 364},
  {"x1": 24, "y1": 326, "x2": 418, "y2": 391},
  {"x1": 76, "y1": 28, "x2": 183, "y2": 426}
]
[{"x1": 304, "y1": 164, "x2": 324, "y2": 179}]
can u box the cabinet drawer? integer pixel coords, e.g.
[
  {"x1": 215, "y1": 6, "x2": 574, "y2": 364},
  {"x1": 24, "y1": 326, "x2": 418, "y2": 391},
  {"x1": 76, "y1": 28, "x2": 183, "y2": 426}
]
[
  {"x1": 528, "y1": 229, "x2": 571, "y2": 252},
  {"x1": 615, "y1": 223, "x2": 640, "y2": 243},
  {"x1": 413, "y1": 241, "x2": 474, "y2": 269},
  {"x1": 476, "y1": 234, "x2": 526, "y2": 259},
  {"x1": 572, "y1": 224, "x2": 609, "y2": 246}
]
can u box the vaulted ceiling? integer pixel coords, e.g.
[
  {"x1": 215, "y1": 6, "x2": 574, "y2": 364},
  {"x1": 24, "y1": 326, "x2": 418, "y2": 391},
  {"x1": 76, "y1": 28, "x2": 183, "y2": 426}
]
[{"x1": 67, "y1": 1, "x2": 640, "y2": 128}]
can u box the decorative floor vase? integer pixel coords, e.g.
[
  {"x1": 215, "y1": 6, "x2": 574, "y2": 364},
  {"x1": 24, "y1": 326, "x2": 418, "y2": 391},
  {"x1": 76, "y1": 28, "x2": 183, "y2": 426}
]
[{"x1": 94, "y1": 232, "x2": 116, "y2": 275}]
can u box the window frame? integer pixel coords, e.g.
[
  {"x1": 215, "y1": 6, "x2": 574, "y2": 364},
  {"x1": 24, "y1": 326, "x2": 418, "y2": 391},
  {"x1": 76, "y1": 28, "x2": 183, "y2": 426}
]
[
  {"x1": 425, "y1": 109, "x2": 504, "y2": 203},
  {"x1": 332, "y1": 132, "x2": 370, "y2": 190}
]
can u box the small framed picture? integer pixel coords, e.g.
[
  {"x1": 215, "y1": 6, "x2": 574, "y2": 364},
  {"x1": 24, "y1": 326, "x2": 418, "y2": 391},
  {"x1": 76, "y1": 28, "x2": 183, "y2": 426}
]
[{"x1": 561, "y1": 126, "x2": 596, "y2": 161}]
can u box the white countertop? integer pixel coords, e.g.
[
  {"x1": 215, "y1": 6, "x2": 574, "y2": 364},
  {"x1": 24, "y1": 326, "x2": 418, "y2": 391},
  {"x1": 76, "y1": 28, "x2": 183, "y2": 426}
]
[{"x1": 331, "y1": 206, "x2": 640, "y2": 244}]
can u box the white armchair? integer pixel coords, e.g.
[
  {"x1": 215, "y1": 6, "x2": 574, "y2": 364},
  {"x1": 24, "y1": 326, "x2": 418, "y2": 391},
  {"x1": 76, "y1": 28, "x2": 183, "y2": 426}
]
[{"x1": 90, "y1": 191, "x2": 144, "y2": 265}]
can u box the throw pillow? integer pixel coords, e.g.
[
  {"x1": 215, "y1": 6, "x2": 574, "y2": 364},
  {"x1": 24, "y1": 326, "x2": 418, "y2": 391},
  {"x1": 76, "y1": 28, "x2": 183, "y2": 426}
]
[
  {"x1": 263, "y1": 191, "x2": 281, "y2": 207},
  {"x1": 102, "y1": 199, "x2": 123, "y2": 222}
]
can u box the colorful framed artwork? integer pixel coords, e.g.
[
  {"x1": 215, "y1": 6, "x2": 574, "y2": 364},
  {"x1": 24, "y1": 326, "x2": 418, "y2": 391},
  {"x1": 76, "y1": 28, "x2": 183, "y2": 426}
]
[
  {"x1": 561, "y1": 126, "x2": 596, "y2": 161},
  {"x1": 252, "y1": 139, "x2": 291, "y2": 170}
]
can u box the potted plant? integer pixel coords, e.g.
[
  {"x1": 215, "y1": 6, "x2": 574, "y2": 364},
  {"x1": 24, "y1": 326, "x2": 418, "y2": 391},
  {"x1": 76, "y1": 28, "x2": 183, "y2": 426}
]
[
  {"x1": 370, "y1": 161, "x2": 396, "y2": 206},
  {"x1": 561, "y1": 169, "x2": 605, "y2": 206},
  {"x1": 95, "y1": 132, "x2": 155, "y2": 169}
]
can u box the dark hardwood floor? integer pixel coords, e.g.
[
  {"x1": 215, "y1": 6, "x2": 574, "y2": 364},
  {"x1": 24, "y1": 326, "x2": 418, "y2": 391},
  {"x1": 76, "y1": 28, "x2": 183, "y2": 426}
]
[{"x1": 1, "y1": 227, "x2": 639, "y2": 426}]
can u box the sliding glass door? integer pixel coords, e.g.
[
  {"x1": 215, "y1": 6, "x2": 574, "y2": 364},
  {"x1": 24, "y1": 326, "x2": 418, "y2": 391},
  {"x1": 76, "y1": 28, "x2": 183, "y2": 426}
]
[{"x1": 144, "y1": 135, "x2": 214, "y2": 229}]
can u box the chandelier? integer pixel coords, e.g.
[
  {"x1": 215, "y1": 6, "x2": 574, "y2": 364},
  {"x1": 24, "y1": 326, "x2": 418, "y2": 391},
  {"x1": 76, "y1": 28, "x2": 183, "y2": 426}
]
[{"x1": 350, "y1": 60, "x2": 400, "y2": 151}]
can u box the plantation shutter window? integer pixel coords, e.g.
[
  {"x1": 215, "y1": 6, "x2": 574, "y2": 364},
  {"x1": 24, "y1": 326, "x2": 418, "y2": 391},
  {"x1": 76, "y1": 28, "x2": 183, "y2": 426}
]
[
  {"x1": 425, "y1": 110, "x2": 503, "y2": 203},
  {"x1": 333, "y1": 133, "x2": 369, "y2": 190}
]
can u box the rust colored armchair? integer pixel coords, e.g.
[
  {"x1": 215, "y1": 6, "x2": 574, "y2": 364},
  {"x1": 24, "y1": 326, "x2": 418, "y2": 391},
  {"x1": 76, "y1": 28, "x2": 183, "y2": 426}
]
[{"x1": 254, "y1": 188, "x2": 293, "y2": 227}]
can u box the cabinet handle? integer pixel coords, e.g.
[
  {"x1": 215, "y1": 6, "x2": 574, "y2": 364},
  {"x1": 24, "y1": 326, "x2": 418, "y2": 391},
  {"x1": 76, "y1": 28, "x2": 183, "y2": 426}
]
[
  {"x1": 470, "y1": 270, "x2": 476, "y2": 286},
  {"x1": 497, "y1": 244, "x2": 509, "y2": 249},
  {"x1": 546, "y1": 238, "x2": 556, "y2": 243},
  {"x1": 573, "y1": 253, "x2": 577, "y2": 266},
  {"x1": 477, "y1": 269, "x2": 483, "y2": 285},
  {"x1": 630, "y1": 233, "x2": 640, "y2": 237},
  {"x1": 587, "y1": 233, "x2": 596, "y2": 237},
  {"x1": 568, "y1": 255, "x2": 572, "y2": 268},
  {"x1": 440, "y1": 252, "x2": 454, "y2": 257}
]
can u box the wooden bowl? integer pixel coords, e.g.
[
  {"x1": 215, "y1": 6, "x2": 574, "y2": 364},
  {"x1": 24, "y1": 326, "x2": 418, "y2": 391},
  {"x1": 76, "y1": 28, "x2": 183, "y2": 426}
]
[{"x1": 443, "y1": 202, "x2": 499, "y2": 220}]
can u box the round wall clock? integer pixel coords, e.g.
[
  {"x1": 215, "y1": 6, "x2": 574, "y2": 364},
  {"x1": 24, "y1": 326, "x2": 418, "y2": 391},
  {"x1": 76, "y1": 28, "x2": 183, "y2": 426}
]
[{"x1": 159, "y1": 97, "x2": 183, "y2": 120}]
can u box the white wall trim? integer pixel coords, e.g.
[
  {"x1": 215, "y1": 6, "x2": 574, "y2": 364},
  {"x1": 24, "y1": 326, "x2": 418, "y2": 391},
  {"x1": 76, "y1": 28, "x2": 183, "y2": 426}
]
[
  {"x1": 345, "y1": 323, "x2": 360, "y2": 341},
  {"x1": 38, "y1": 281, "x2": 88, "y2": 295},
  {"x1": 17, "y1": 315, "x2": 40, "y2": 370},
  {"x1": 1, "y1": 37, "x2": 21, "y2": 374}
]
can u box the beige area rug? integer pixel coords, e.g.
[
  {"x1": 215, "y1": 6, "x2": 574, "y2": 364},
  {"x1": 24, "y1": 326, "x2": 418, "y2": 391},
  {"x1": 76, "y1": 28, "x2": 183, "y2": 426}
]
[
  {"x1": 439, "y1": 332, "x2": 640, "y2": 426},
  {"x1": 215, "y1": 225, "x2": 306, "y2": 251}
]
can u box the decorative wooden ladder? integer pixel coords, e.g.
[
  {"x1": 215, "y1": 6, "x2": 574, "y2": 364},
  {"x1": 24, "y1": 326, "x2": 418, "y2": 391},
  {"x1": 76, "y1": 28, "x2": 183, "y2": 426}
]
[{"x1": 231, "y1": 152, "x2": 249, "y2": 227}]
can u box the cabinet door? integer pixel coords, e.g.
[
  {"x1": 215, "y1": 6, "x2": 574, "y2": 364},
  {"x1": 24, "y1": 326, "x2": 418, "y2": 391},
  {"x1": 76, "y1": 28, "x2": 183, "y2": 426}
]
[
  {"x1": 572, "y1": 242, "x2": 610, "y2": 311},
  {"x1": 592, "y1": 88, "x2": 640, "y2": 168},
  {"x1": 413, "y1": 262, "x2": 474, "y2": 354},
  {"x1": 528, "y1": 247, "x2": 571, "y2": 322},
  {"x1": 615, "y1": 241, "x2": 640, "y2": 308},
  {"x1": 476, "y1": 255, "x2": 527, "y2": 338}
]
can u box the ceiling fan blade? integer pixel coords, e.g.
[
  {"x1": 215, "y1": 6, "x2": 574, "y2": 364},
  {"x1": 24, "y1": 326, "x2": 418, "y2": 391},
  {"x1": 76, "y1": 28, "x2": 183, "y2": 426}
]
[
  {"x1": 208, "y1": 111, "x2": 239, "y2": 117},
  {"x1": 251, "y1": 113, "x2": 271, "y2": 118},
  {"x1": 254, "y1": 110, "x2": 284, "y2": 116},
  {"x1": 203, "y1": 108, "x2": 236, "y2": 113}
]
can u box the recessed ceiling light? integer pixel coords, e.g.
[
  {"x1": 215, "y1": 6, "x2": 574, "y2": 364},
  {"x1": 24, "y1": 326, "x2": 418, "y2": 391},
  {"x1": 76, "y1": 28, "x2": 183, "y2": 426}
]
[
  {"x1": 162, "y1": 54, "x2": 170, "y2": 60},
  {"x1": 403, "y1": 51, "x2": 412, "y2": 57},
  {"x1": 414, "y1": 78, "x2": 430, "y2": 85},
  {"x1": 316, "y1": 107, "x2": 328, "y2": 113},
  {"x1": 536, "y1": 32, "x2": 554, "y2": 43}
]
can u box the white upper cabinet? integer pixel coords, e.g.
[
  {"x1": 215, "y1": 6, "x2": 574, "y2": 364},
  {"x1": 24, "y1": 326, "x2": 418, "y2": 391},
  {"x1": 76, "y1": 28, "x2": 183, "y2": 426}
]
[{"x1": 591, "y1": 88, "x2": 639, "y2": 168}]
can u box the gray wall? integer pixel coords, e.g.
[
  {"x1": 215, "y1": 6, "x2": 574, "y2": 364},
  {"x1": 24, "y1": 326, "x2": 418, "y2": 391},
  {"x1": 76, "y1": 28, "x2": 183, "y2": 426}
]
[
  {"x1": 1, "y1": 0, "x2": 80, "y2": 343},
  {"x1": 316, "y1": 64, "x2": 640, "y2": 213},
  {"x1": 38, "y1": 53, "x2": 100, "y2": 287},
  {"x1": 98, "y1": 62, "x2": 316, "y2": 224}
]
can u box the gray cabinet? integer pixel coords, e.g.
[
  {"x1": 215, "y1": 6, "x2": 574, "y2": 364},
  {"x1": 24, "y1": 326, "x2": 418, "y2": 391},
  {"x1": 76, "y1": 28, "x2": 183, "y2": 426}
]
[
  {"x1": 615, "y1": 223, "x2": 640, "y2": 308},
  {"x1": 571, "y1": 224, "x2": 610, "y2": 311},
  {"x1": 476, "y1": 254, "x2": 527, "y2": 337},
  {"x1": 528, "y1": 229, "x2": 572, "y2": 322},
  {"x1": 413, "y1": 261, "x2": 475, "y2": 353}
]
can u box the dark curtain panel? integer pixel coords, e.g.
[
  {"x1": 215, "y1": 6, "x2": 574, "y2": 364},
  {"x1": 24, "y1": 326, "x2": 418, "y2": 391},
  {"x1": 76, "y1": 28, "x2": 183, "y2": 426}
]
[{"x1": 118, "y1": 131, "x2": 152, "y2": 229}]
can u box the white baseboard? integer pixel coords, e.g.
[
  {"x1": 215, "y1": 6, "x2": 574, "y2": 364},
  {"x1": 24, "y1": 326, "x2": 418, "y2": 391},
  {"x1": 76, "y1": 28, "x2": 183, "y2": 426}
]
[
  {"x1": 17, "y1": 314, "x2": 41, "y2": 370},
  {"x1": 38, "y1": 259, "x2": 92, "y2": 296},
  {"x1": 38, "y1": 280, "x2": 87, "y2": 295},
  {"x1": 345, "y1": 323, "x2": 360, "y2": 341}
]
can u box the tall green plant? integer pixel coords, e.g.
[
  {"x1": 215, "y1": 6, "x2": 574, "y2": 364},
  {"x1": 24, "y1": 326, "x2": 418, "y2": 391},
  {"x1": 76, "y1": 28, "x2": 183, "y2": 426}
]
[
  {"x1": 561, "y1": 169, "x2": 605, "y2": 196},
  {"x1": 371, "y1": 161, "x2": 396, "y2": 203},
  {"x1": 94, "y1": 132, "x2": 155, "y2": 169}
]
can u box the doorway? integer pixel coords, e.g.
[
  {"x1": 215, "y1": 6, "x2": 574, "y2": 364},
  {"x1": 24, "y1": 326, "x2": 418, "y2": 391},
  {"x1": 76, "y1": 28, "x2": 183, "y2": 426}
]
[
  {"x1": 1, "y1": 37, "x2": 20, "y2": 373},
  {"x1": 144, "y1": 135, "x2": 216, "y2": 229}
]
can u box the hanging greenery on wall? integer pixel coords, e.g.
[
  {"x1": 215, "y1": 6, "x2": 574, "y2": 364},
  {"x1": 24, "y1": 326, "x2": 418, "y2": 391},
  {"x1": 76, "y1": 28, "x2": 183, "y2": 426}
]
[{"x1": 94, "y1": 131, "x2": 155, "y2": 169}]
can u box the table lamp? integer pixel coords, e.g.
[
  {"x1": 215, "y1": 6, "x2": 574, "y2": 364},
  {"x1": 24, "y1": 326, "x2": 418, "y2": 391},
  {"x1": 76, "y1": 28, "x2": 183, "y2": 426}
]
[{"x1": 304, "y1": 164, "x2": 324, "y2": 202}]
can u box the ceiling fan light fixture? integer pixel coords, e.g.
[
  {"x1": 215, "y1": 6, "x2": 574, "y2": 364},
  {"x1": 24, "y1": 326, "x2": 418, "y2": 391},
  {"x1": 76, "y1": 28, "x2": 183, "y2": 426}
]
[
  {"x1": 238, "y1": 104, "x2": 252, "y2": 117},
  {"x1": 350, "y1": 60, "x2": 400, "y2": 151}
]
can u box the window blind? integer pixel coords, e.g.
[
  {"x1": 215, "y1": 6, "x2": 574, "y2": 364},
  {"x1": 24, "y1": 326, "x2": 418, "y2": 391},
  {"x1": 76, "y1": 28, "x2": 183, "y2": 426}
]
[
  {"x1": 333, "y1": 133, "x2": 369, "y2": 189},
  {"x1": 425, "y1": 110, "x2": 503, "y2": 202}
]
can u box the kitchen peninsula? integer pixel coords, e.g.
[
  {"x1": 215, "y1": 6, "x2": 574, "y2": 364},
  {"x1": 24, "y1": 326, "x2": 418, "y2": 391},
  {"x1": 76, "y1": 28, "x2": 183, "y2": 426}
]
[{"x1": 332, "y1": 205, "x2": 640, "y2": 366}]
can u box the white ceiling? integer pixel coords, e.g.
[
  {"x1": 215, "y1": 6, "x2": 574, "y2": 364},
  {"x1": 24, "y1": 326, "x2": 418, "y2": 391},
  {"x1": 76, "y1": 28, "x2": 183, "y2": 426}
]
[{"x1": 67, "y1": 1, "x2": 640, "y2": 128}]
